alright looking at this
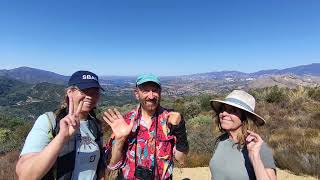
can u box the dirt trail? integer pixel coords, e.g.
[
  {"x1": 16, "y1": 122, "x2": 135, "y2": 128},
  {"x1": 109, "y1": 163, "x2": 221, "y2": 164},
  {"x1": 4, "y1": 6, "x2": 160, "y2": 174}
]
[{"x1": 173, "y1": 167, "x2": 318, "y2": 180}]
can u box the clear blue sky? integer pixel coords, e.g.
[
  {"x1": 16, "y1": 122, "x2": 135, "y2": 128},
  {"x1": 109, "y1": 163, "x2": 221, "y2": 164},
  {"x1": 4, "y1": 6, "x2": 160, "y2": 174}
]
[{"x1": 1, "y1": 0, "x2": 319, "y2": 76}]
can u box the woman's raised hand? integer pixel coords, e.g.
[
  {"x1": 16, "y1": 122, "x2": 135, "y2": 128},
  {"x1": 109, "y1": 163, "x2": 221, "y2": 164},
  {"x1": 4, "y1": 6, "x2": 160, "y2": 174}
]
[
  {"x1": 246, "y1": 130, "x2": 264, "y2": 157},
  {"x1": 58, "y1": 96, "x2": 84, "y2": 141}
]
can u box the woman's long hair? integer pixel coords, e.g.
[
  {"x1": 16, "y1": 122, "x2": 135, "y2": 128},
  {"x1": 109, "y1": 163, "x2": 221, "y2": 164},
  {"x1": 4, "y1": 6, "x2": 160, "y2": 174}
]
[{"x1": 214, "y1": 106, "x2": 257, "y2": 149}]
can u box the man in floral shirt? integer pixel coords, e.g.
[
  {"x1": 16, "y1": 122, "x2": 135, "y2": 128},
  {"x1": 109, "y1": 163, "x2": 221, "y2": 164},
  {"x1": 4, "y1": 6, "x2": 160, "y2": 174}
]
[{"x1": 103, "y1": 74, "x2": 189, "y2": 179}]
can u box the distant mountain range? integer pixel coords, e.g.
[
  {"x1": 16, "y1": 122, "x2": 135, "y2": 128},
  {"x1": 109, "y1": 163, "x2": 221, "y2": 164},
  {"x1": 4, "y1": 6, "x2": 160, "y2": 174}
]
[
  {"x1": 1, "y1": 63, "x2": 319, "y2": 85},
  {"x1": 0, "y1": 76, "x2": 135, "y2": 121},
  {"x1": 0, "y1": 63, "x2": 318, "y2": 98},
  {"x1": 0, "y1": 66, "x2": 68, "y2": 85},
  {"x1": 180, "y1": 63, "x2": 320, "y2": 79},
  {"x1": 0, "y1": 63, "x2": 319, "y2": 121}
]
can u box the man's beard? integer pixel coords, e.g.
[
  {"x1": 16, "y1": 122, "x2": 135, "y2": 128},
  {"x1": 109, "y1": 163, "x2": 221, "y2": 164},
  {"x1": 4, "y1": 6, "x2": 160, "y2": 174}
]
[{"x1": 140, "y1": 98, "x2": 160, "y2": 112}]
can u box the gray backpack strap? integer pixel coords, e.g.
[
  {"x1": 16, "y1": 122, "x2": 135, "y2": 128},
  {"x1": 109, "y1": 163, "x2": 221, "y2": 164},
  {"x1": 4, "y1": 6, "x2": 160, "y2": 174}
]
[
  {"x1": 45, "y1": 112, "x2": 56, "y2": 141},
  {"x1": 43, "y1": 112, "x2": 58, "y2": 180}
]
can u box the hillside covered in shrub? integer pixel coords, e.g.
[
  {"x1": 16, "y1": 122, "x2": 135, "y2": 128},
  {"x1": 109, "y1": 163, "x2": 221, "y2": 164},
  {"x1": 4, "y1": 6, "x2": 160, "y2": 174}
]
[{"x1": 1, "y1": 86, "x2": 319, "y2": 178}]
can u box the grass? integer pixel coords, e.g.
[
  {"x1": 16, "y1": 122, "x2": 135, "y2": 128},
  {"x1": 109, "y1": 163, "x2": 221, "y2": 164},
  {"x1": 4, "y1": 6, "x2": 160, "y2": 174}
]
[{"x1": 0, "y1": 151, "x2": 18, "y2": 180}]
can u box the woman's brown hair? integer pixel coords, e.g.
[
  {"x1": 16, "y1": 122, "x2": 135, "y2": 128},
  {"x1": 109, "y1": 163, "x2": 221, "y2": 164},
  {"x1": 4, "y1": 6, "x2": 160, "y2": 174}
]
[{"x1": 214, "y1": 106, "x2": 257, "y2": 149}]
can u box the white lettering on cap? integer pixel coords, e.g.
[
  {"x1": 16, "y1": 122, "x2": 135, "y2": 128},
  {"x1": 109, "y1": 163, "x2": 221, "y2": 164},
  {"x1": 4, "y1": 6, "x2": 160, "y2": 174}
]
[{"x1": 82, "y1": 75, "x2": 97, "y2": 81}]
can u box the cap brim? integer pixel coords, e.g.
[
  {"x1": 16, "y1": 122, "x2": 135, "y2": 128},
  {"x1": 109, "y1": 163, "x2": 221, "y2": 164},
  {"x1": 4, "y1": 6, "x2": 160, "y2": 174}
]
[
  {"x1": 210, "y1": 100, "x2": 266, "y2": 126},
  {"x1": 77, "y1": 82, "x2": 105, "y2": 91},
  {"x1": 136, "y1": 79, "x2": 161, "y2": 86}
]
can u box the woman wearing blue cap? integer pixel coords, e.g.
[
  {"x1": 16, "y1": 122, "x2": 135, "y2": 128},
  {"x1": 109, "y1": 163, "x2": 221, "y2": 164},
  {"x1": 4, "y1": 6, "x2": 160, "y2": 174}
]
[
  {"x1": 16, "y1": 71, "x2": 105, "y2": 180},
  {"x1": 209, "y1": 90, "x2": 276, "y2": 180}
]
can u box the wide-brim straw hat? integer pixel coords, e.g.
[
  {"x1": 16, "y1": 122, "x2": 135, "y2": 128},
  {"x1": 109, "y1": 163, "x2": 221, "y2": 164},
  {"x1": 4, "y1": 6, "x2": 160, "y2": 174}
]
[{"x1": 210, "y1": 90, "x2": 266, "y2": 126}]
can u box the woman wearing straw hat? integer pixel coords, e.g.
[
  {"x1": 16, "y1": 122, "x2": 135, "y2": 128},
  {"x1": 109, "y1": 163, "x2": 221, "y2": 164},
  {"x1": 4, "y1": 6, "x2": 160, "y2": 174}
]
[{"x1": 209, "y1": 90, "x2": 276, "y2": 180}]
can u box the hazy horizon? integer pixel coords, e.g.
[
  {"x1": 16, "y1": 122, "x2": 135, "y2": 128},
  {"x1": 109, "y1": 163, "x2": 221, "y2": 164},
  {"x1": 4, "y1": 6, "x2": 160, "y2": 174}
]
[{"x1": 1, "y1": 62, "x2": 318, "y2": 77}]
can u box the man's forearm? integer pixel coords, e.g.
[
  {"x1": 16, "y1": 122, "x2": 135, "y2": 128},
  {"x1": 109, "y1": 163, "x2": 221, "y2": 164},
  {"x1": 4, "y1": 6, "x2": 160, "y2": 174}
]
[
  {"x1": 171, "y1": 117, "x2": 189, "y2": 166},
  {"x1": 109, "y1": 138, "x2": 126, "y2": 166},
  {"x1": 174, "y1": 149, "x2": 188, "y2": 166}
]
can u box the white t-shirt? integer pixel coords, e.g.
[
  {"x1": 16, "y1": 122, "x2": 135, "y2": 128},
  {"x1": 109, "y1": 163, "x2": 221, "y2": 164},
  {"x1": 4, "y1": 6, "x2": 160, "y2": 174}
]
[{"x1": 21, "y1": 114, "x2": 100, "y2": 180}]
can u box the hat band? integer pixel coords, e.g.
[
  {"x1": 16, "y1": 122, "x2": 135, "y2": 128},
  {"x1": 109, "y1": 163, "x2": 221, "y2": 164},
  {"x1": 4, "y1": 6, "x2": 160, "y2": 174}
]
[{"x1": 224, "y1": 98, "x2": 254, "y2": 112}]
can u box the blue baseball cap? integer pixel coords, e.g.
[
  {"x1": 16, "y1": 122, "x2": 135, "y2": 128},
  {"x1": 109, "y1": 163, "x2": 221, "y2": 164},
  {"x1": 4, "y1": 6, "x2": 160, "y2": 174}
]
[
  {"x1": 136, "y1": 73, "x2": 161, "y2": 87},
  {"x1": 68, "y1": 70, "x2": 104, "y2": 91}
]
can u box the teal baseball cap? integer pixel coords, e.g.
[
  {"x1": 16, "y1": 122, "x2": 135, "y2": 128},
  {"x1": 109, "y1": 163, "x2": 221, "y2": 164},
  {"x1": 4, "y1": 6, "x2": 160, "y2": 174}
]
[{"x1": 136, "y1": 73, "x2": 161, "y2": 87}]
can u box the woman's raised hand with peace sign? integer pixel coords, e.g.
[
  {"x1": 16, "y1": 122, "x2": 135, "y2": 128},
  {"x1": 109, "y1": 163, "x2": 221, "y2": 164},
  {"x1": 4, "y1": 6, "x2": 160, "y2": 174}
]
[
  {"x1": 103, "y1": 108, "x2": 134, "y2": 141},
  {"x1": 58, "y1": 96, "x2": 84, "y2": 141}
]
